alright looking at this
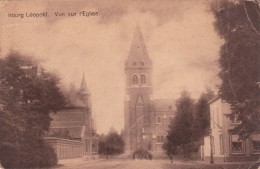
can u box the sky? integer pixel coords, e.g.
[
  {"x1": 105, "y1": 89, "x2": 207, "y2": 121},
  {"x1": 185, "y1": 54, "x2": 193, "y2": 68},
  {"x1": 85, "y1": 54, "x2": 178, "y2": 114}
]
[{"x1": 0, "y1": 0, "x2": 223, "y2": 134}]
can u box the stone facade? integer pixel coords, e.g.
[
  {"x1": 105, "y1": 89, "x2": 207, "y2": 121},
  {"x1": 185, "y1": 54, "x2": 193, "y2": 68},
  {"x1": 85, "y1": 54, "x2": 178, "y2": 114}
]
[
  {"x1": 46, "y1": 74, "x2": 98, "y2": 159},
  {"x1": 124, "y1": 25, "x2": 176, "y2": 154},
  {"x1": 202, "y1": 96, "x2": 260, "y2": 162}
]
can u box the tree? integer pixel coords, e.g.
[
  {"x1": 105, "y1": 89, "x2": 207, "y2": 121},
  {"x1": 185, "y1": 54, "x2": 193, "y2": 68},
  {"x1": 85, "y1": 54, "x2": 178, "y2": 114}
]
[
  {"x1": 98, "y1": 128, "x2": 125, "y2": 155},
  {"x1": 164, "y1": 91, "x2": 195, "y2": 158},
  {"x1": 98, "y1": 134, "x2": 107, "y2": 154},
  {"x1": 0, "y1": 52, "x2": 66, "y2": 168},
  {"x1": 192, "y1": 89, "x2": 215, "y2": 141},
  {"x1": 106, "y1": 131, "x2": 125, "y2": 155},
  {"x1": 210, "y1": 0, "x2": 260, "y2": 138}
]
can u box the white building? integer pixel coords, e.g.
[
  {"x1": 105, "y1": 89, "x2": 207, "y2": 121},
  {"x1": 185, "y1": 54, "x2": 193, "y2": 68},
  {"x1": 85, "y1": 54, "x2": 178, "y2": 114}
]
[{"x1": 202, "y1": 96, "x2": 260, "y2": 162}]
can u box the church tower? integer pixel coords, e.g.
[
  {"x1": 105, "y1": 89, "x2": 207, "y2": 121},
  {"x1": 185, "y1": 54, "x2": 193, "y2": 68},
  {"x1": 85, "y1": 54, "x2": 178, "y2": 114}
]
[
  {"x1": 124, "y1": 25, "x2": 153, "y2": 153},
  {"x1": 79, "y1": 73, "x2": 90, "y2": 107},
  {"x1": 78, "y1": 73, "x2": 95, "y2": 155}
]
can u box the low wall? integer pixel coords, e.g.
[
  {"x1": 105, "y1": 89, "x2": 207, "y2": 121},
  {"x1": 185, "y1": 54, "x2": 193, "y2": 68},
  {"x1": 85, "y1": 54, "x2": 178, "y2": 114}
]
[
  {"x1": 45, "y1": 137, "x2": 84, "y2": 159},
  {"x1": 204, "y1": 154, "x2": 260, "y2": 163}
]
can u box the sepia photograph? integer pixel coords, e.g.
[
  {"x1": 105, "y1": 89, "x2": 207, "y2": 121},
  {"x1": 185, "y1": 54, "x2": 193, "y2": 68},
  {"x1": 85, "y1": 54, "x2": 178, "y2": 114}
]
[{"x1": 0, "y1": 0, "x2": 259, "y2": 169}]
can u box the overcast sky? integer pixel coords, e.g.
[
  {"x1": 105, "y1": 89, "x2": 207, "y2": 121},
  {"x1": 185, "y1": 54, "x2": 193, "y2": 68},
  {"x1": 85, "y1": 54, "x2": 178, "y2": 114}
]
[{"x1": 0, "y1": 0, "x2": 222, "y2": 134}]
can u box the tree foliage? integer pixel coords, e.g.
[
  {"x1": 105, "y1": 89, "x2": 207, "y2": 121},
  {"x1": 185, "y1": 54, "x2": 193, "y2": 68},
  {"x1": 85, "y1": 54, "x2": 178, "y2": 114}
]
[
  {"x1": 163, "y1": 90, "x2": 215, "y2": 158},
  {"x1": 164, "y1": 91, "x2": 195, "y2": 158},
  {"x1": 210, "y1": 0, "x2": 260, "y2": 137},
  {"x1": 192, "y1": 89, "x2": 215, "y2": 140},
  {"x1": 0, "y1": 52, "x2": 66, "y2": 168},
  {"x1": 98, "y1": 128, "x2": 125, "y2": 155}
]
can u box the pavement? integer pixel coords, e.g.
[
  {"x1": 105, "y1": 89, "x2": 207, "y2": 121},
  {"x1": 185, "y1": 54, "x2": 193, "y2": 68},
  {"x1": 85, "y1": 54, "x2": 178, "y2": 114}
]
[
  {"x1": 50, "y1": 158, "x2": 254, "y2": 169},
  {"x1": 53, "y1": 157, "x2": 104, "y2": 168},
  {"x1": 52, "y1": 159, "x2": 164, "y2": 169}
]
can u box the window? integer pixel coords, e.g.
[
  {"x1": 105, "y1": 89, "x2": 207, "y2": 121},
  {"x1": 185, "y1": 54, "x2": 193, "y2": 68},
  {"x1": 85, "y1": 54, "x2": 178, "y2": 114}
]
[
  {"x1": 157, "y1": 116, "x2": 161, "y2": 123},
  {"x1": 211, "y1": 136, "x2": 215, "y2": 155},
  {"x1": 148, "y1": 141, "x2": 152, "y2": 150},
  {"x1": 141, "y1": 62, "x2": 144, "y2": 66},
  {"x1": 230, "y1": 134, "x2": 244, "y2": 154},
  {"x1": 219, "y1": 134, "x2": 224, "y2": 155},
  {"x1": 140, "y1": 75, "x2": 146, "y2": 84},
  {"x1": 132, "y1": 75, "x2": 138, "y2": 85},
  {"x1": 86, "y1": 139, "x2": 89, "y2": 152},
  {"x1": 157, "y1": 135, "x2": 164, "y2": 143},
  {"x1": 217, "y1": 108, "x2": 219, "y2": 126},
  {"x1": 168, "y1": 106, "x2": 172, "y2": 110},
  {"x1": 168, "y1": 117, "x2": 173, "y2": 123},
  {"x1": 252, "y1": 134, "x2": 260, "y2": 153},
  {"x1": 133, "y1": 62, "x2": 136, "y2": 66},
  {"x1": 161, "y1": 136, "x2": 164, "y2": 142},
  {"x1": 157, "y1": 136, "x2": 160, "y2": 142},
  {"x1": 152, "y1": 132, "x2": 156, "y2": 139},
  {"x1": 212, "y1": 110, "x2": 215, "y2": 129},
  {"x1": 231, "y1": 114, "x2": 241, "y2": 124}
]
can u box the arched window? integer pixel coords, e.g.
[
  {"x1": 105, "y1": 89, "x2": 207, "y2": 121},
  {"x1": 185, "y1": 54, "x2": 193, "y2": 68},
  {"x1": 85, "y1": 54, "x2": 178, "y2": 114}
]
[
  {"x1": 133, "y1": 75, "x2": 138, "y2": 85},
  {"x1": 140, "y1": 75, "x2": 146, "y2": 84}
]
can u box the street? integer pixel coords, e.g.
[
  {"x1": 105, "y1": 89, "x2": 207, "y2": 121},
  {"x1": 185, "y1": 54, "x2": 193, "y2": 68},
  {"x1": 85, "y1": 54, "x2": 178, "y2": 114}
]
[{"x1": 52, "y1": 159, "x2": 253, "y2": 169}]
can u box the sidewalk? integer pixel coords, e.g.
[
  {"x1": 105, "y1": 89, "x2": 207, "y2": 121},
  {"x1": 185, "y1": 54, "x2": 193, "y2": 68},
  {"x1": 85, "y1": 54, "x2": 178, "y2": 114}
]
[{"x1": 56, "y1": 157, "x2": 103, "y2": 168}]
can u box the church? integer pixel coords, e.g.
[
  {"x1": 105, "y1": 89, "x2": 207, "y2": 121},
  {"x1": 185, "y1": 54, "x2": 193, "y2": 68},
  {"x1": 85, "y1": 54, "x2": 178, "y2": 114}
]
[
  {"x1": 45, "y1": 74, "x2": 98, "y2": 160},
  {"x1": 124, "y1": 26, "x2": 176, "y2": 154}
]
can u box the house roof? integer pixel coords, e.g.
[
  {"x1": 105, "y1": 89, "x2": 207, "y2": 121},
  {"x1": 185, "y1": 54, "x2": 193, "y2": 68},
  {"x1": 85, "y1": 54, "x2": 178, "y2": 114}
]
[
  {"x1": 49, "y1": 127, "x2": 83, "y2": 139},
  {"x1": 49, "y1": 108, "x2": 86, "y2": 138},
  {"x1": 208, "y1": 95, "x2": 220, "y2": 105},
  {"x1": 50, "y1": 109, "x2": 85, "y2": 123},
  {"x1": 153, "y1": 99, "x2": 175, "y2": 112}
]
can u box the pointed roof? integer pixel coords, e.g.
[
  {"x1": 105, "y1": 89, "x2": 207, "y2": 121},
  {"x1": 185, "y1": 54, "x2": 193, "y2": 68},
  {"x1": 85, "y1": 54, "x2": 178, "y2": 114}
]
[
  {"x1": 126, "y1": 24, "x2": 152, "y2": 68},
  {"x1": 136, "y1": 94, "x2": 144, "y2": 106},
  {"x1": 80, "y1": 73, "x2": 89, "y2": 94}
]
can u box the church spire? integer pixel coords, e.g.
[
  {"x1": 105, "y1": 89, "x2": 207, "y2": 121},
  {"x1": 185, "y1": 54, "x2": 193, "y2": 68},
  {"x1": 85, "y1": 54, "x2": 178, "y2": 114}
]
[
  {"x1": 80, "y1": 73, "x2": 89, "y2": 95},
  {"x1": 125, "y1": 24, "x2": 152, "y2": 68}
]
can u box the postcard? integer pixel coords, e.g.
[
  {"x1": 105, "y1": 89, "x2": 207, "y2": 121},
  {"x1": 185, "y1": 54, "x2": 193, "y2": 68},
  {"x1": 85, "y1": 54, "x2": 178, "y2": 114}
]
[{"x1": 0, "y1": 0, "x2": 259, "y2": 169}]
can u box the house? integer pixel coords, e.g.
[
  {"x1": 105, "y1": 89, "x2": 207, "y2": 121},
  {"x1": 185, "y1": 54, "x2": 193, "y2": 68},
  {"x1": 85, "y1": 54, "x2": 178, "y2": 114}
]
[{"x1": 202, "y1": 96, "x2": 260, "y2": 162}]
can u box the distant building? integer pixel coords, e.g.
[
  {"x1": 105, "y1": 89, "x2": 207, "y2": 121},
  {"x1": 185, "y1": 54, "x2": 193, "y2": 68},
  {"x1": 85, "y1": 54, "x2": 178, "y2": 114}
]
[
  {"x1": 124, "y1": 25, "x2": 176, "y2": 154},
  {"x1": 202, "y1": 96, "x2": 260, "y2": 162},
  {"x1": 45, "y1": 74, "x2": 98, "y2": 160}
]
